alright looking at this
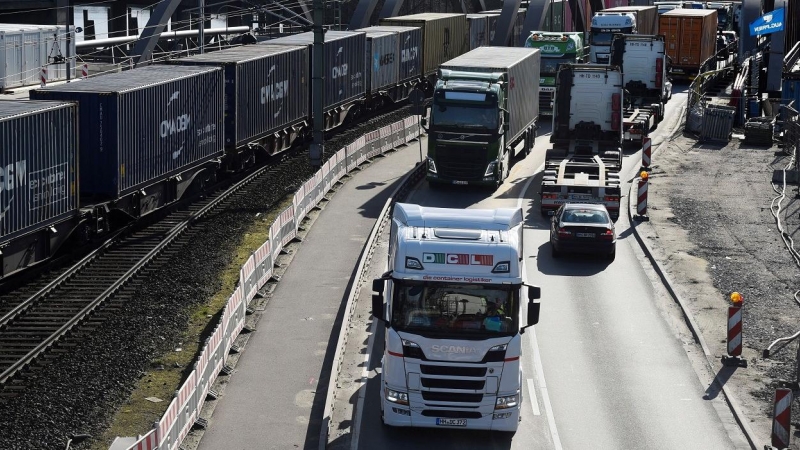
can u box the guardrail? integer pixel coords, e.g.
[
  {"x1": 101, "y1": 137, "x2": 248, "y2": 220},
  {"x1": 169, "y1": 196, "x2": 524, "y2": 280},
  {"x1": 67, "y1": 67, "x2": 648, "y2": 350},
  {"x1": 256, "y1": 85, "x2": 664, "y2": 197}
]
[{"x1": 118, "y1": 115, "x2": 422, "y2": 450}]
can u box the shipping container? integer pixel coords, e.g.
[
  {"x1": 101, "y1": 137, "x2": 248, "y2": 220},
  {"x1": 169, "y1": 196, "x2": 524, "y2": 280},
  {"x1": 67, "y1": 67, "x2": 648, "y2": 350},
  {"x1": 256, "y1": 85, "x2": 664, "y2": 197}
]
[
  {"x1": 659, "y1": 9, "x2": 717, "y2": 75},
  {"x1": 358, "y1": 29, "x2": 400, "y2": 92},
  {"x1": 604, "y1": 0, "x2": 630, "y2": 7},
  {"x1": 30, "y1": 65, "x2": 225, "y2": 199},
  {"x1": 379, "y1": 13, "x2": 468, "y2": 77},
  {"x1": 543, "y1": 0, "x2": 569, "y2": 32},
  {"x1": 265, "y1": 30, "x2": 367, "y2": 111},
  {"x1": 478, "y1": 9, "x2": 527, "y2": 46},
  {"x1": 358, "y1": 26, "x2": 422, "y2": 82},
  {"x1": 600, "y1": 6, "x2": 659, "y2": 35},
  {"x1": 163, "y1": 44, "x2": 309, "y2": 151},
  {"x1": 0, "y1": 100, "x2": 78, "y2": 242},
  {"x1": 439, "y1": 47, "x2": 541, "y2": 144},
  {"x1": 0, "y1": 24, "x2": 76, "y2": 92},
  {"x1": 466, "y1": 14, "x2": 489, "y2": 50}
]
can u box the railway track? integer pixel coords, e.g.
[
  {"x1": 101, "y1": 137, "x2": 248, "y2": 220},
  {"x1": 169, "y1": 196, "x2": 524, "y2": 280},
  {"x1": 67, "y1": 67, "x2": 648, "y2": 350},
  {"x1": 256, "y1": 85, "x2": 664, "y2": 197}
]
[{"x1": 0, "y1": 155, "x2": 296, "y2": 399}]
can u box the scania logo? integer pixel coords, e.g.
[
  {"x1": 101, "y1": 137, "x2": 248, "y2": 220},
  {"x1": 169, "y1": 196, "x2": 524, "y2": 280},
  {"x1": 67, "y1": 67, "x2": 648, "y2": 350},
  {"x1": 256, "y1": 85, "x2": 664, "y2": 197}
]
[{"x1": 430, "y1": 345, "x2": 477, "y2": 354}]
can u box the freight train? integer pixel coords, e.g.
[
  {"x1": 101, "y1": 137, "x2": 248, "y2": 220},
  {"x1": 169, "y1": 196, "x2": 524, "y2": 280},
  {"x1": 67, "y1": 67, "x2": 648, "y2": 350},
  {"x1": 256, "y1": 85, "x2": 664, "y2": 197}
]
[{"x1": 2, "y1": 11, "x2": 527, "y2": 282}]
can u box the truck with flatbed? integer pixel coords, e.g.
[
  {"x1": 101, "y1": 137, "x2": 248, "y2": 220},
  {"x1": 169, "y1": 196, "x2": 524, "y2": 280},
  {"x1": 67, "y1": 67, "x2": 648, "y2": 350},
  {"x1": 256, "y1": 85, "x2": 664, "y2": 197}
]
[
  {"x1": 371, "y1": 202, "x2": 542, "y2": 433},
  {"x1": 609, "y1": 33, "x2": 672, "y2": 146},
  {"x1": 524, "y1": 31, "x2": 586, "y2": 115},
  {"x1": 589, "y1": 6, "x2": 659, "y2": 64},
  {"x1": 541, "y1": 64, "x2": 624, "y2": 219},
  {"x1": 424, "y1": 46, "x2": 540, "y2": 188}
]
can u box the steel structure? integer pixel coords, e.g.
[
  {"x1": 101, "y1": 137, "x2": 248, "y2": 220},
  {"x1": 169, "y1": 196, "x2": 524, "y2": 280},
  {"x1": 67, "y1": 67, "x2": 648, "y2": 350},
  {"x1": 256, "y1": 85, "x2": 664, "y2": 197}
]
[{"x1": 131, "y1": 0, "x2": 184, "y2": 66}]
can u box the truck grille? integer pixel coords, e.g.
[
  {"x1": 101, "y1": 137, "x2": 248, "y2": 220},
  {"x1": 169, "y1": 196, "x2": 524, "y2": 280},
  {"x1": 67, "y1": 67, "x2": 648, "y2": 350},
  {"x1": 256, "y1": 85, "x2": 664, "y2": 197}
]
[
  {"x1": 421, "y1": 378, "x2": 486, "y2": 390},
  {"x1": 539, "y1": 91, "x2": 554, "y2": 113},
  {"x1": 420, "y1": 365, "x2": 487, "y2": 377},
  {"x1": 422, "y1": 391, "x2": 484, "y2": 403},
  {"x1": 434, "y1": 145, "x2": 488, "y2": 181},
  {"x1": 421, "y1": 410, "x2": 483, "y2": 418}
]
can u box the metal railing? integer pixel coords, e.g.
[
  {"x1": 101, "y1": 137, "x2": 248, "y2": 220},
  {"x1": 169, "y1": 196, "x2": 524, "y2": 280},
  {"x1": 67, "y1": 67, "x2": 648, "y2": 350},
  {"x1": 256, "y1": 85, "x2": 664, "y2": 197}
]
[{"x1": 685, "y1": 41, "x2": 739, "y2": 138}]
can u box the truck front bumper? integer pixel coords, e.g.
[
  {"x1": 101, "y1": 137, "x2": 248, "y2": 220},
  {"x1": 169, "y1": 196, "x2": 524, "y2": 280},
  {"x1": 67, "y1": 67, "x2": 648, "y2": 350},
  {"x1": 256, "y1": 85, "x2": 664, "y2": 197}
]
[{"x1": 382, "y1": 395, "x2": 521, "y2": 432}]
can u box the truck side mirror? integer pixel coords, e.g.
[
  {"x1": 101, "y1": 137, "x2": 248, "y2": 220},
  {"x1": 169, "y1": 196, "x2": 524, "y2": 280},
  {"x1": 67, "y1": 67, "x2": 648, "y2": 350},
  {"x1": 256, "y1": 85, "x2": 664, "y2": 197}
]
[
  {"x1": 527, "y1": 302, "x2": 541, "y2": 326},
  {"x1": 421, "y1": 117, "x2": 428, "y2": 128},
  {"x1": 372, "y1": 294, "x2": 386, "y2": 323},
  {"x1": 372, "y1": 278, "x2": 385, "y2": 293},
  {"x1": 527, "y1": 285, "x2": 541, "y2": 301}
]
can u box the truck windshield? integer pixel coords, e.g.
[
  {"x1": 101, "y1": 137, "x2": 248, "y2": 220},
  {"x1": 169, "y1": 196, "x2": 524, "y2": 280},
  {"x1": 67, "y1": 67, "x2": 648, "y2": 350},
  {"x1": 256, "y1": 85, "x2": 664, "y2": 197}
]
[
  {"x1": 431, "y1": 102, "x2": 498, "y2": 130},
  {"x1": 591, "y1": 28, "x2": 632, "y2": 46},
  {"x1": 542, "y1": 57, "x2": 576, "y2": 75},
  {"x1": 391, "y1": 281, "x2": 519, "y2": 336}
]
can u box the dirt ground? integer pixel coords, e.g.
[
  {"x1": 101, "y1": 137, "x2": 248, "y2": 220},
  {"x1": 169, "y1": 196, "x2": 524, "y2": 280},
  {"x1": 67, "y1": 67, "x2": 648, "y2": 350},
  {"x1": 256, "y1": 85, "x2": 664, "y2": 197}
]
[{"x1": 637, "y1": 123, "x2": 800, "y2": 448}]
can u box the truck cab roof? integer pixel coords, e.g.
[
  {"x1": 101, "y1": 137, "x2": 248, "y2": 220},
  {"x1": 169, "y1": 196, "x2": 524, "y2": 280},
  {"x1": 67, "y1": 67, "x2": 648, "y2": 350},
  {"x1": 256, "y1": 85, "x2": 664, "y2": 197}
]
[{"x1": 394, "y1": 203, "x2": 522, "y2": 230}]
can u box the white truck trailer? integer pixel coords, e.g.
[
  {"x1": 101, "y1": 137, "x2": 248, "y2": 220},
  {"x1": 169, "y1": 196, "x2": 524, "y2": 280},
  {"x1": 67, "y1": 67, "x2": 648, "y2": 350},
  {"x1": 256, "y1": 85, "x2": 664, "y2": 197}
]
[{"x1": 371, "y1": 203, "x2": 542, "y2": 433}]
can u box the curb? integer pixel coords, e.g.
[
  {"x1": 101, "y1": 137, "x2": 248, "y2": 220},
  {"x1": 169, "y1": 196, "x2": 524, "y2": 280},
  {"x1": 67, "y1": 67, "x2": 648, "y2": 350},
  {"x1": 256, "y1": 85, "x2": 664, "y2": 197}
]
[{"x1": 628, "y1": 139, "x2": 759, "y2": 450}]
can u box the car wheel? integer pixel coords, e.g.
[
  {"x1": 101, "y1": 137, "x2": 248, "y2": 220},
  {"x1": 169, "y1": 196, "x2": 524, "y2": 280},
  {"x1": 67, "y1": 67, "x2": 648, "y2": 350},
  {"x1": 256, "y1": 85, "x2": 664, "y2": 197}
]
[
  {"x1": 607, "y1": 249, "x2": 616, "y2": 261},
  {"x1": 551, "y1": 244, "x2": 560, "y2": 258}
]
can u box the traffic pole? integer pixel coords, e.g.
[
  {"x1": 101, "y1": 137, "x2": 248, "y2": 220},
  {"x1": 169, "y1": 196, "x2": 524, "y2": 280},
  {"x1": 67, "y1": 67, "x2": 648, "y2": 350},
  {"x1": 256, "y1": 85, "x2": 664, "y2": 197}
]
[
  {"x1": 634, "y1": 171, "x2": 649, "y2": 222},
  {"x1": 641, "y1": 136, "x2": 652, "y2": 170},
  {"x1": 40, "y1": 66, "x2": 47, "y2": 87},
  {"x1": 770, "y1": 388, "x2": 792, "y2": 449},
  {"x1": 722, "y1": 292, "x2": 747, "y2": 367}
]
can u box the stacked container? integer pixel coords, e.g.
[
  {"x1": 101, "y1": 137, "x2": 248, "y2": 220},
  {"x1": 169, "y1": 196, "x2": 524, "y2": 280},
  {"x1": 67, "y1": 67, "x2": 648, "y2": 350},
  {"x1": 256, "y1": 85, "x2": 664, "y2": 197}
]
[
  {"x1": 265, "y1": 30, "x2": 367, "y2": 111},
  {"x1": 163, "y1": 44, "x2": 309, "y2": 151},
  {"x1": 357, "y1": 26, "x2": 422, "y2": 83},
  {"x1": 30, "y1": 65, "x2": 225, "y2": 200},
  {"x1": 357, "y1": 29, "x2": 400, "y2": 94},
  {"x1": 0, "y1": 24, "x2": 76, "y2": 91},
  {"x1": 379, "y1": 13, "x2": 468, "y2": 77},
  {"x1": 466, "y1": 14, "x2": 489, "y2": 50}
]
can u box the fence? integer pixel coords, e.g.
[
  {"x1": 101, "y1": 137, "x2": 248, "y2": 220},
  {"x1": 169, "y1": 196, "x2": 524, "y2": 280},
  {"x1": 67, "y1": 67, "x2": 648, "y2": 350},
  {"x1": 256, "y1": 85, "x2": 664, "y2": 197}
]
[
  {"x1": 686, "y1": 41, "x2": 739, "y2": 138},
  {"x1": 119, "y1": 115, "x2": 421, "y2": 450}
]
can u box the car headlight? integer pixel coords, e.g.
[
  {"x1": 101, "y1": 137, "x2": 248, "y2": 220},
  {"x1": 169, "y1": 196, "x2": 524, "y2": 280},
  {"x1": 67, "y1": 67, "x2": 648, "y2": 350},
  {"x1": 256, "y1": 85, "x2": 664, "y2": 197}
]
[
  {"x1": 495, "y1": 392, "x2": 519, "y2": 410},
  {"x1": 426, "y1": 157, "x2": 437, "y2": 174},
  {"x1": 484, "y1": 161, "x2": 498, "y2": 177},
  {"x1": 385, "y1": 387, "x2": 409, "y2": 405}
]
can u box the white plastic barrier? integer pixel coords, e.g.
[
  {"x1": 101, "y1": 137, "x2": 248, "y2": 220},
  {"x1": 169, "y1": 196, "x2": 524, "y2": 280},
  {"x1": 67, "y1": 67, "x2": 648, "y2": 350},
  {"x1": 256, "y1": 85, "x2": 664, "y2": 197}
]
[{"x1": 121, "y1": 113, "x2": 421, "y2": 450}]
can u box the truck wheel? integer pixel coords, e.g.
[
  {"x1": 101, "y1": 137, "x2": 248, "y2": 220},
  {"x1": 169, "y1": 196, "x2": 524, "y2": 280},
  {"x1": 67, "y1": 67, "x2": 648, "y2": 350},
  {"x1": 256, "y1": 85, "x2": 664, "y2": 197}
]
[{"x1": 524, "y1": 128, "x2": 534, "y2": 156}]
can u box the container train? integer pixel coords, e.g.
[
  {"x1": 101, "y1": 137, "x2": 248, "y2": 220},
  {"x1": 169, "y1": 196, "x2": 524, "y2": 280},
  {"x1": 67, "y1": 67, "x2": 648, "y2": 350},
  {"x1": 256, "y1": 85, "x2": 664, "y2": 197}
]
[{"x1": 3, "y1": 11, "x2": 530, "y2": 281}]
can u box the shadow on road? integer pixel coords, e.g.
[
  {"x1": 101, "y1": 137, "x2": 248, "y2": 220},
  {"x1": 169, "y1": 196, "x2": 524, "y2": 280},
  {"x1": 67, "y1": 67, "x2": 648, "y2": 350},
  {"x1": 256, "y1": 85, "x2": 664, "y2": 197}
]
[{"x1": 703, "y1": 365, "x2": 739, "y2": 400}]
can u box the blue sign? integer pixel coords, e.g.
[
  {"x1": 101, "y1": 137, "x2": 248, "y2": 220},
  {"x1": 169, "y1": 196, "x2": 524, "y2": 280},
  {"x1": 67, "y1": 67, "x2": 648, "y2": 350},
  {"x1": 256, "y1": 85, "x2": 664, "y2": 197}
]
[{"x1": 749, "y1": 8, "x2": 785, "y2": 36}]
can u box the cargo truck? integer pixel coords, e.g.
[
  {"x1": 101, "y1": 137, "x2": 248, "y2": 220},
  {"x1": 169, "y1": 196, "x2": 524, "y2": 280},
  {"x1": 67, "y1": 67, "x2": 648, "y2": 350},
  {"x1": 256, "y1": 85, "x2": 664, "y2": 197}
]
[
  {"x1": 424, "y1": 47, "x2": 540, "y2": 188},
  {"x1": 379, "y1": 13, "x2": 468, "y2": 92},
  {"x1": 659, "y1": 9, "x2": 718, "y2": 79},
  {"x1": 609, "y1": 34, "x2": 671, "y2": 145},
  {"x1": 371, "y1": 202, "x2": 542, "y2": 433},
  {"x1": 589, "y1": 6, "x2": 659, "y2": 63},
  {"x1": 524, "y1": 31, "x2": 586, "y2": 115},
  {"x1": 706, "y1": 1, "x2": 735, "y2": 31},
  {"x1": 541, "y1": 64, "x2": 624, "y2": 219}
]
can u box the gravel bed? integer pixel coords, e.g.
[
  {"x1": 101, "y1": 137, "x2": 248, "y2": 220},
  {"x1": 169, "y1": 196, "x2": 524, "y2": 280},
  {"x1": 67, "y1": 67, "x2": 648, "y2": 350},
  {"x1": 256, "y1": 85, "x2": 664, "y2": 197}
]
[
  {"x1": 646, "y1": 128, "x2": 800, "y2": 441},
  {"x1": 0, "y1": 106, "x2": 413, "y2": 450}
]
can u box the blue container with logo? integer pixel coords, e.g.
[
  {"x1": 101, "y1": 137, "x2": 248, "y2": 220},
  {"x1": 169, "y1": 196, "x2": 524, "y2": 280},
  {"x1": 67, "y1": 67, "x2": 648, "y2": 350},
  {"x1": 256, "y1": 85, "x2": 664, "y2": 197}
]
[
  {"x1": 31, "y1": 65, "x2": 224, "y2": 199},
  {"x1": 357, "y1": 28, "x2": 400, "y2": 94}
]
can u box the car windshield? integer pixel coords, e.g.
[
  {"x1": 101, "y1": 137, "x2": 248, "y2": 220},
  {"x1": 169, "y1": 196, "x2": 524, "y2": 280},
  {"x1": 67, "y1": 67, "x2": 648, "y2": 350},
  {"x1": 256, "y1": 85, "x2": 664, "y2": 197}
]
[
  {"x1": 541, "y1": 57, "x2": 576, "y2": 75},
  {"x1": 591, "y1": 31, "x2": 615, "y2": 46},
  {"x1": 562, "y1": 209, "x2": 609, "y2": 224},
  {"x1": 431, "y1": 102, "x2": 498, "y2": 129},
  {"x1": 391, "y1": 281, "x2": 519, "y2": 336}
]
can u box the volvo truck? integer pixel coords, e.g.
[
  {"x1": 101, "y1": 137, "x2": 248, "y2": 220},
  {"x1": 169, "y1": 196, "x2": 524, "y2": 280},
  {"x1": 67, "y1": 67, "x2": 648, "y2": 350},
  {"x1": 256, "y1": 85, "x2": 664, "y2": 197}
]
[
  {"x1": 371, "y1": 202, "x2": 542, "y2": 433},
  {"x1": 424, "y1": 46, "x2": 540, "y2": 188},
  {"x1": 590, "y1": 6, "x2": 659, "y2": 63},
  {"x1": 524, "y1": 31, "x2": 586, "y2": 115},
  {"x1": 541, "y1": 64, "x2": 624, "y2": 219}
]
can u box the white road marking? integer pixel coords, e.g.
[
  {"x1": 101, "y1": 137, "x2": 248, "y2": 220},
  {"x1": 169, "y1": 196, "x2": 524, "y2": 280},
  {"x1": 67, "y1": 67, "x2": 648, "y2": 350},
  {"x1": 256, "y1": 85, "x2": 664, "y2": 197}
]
[{"x1": 526, "y1": 378, "x2": 541, "y2": 416}]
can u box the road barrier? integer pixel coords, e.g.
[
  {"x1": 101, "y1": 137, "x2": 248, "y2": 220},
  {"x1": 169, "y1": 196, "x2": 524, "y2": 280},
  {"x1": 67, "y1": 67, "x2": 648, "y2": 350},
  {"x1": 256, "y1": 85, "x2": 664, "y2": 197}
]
[
  {"x1": 119, "y1": 115, "x2": 421, "y2": 450},
  {"x1": 722, "y1": 292, "x2": 747, "y2": 367},
  {"x1": 81, "y1": 63, "x2": 88, "y2": 79},
  {"x1": 770, "y1": 388, "x2": 792, "y2": 449},
  {"x1": 634, "y1": 171, "x2": 649, "y2": 221},
  {"x1": 39, "y1": 66, "x2": 47, "y2": 88},
  {"x1": 641, "y1": 137, "x2": 651, "y2": 170}
]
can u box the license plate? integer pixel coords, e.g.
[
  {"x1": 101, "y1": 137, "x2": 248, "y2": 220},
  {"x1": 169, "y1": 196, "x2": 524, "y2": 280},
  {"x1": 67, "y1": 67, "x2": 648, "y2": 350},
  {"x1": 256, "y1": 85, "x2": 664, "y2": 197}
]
[
  {"x1": 576, "y1": 232, "x2": 596, "y2": 238},
  {"x1": 569, "y1": 194, "x2": 591, "y2": 200},
  {"x1": 452, "y1": 180, "x2": 468, "y2": 185},
  {"x1": 436, "y1": 418, "x2": 467, "y2": 427}
]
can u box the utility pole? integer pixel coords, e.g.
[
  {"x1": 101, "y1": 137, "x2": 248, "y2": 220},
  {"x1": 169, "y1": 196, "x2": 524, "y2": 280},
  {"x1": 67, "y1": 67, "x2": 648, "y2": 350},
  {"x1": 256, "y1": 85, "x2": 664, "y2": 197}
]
[
  {"x1": 199, "y1": 0, "x2": 205, "y2": 53},
  {"x1": 310, "y1": 0, "x2": 325, "y2": 167}
]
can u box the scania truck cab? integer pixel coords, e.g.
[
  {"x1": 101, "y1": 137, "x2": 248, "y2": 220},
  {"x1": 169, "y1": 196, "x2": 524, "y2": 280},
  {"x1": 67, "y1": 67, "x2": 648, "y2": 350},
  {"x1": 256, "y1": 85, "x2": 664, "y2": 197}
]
[
  {"x1": 371, "y1": 203, "x2": 542, "y2": 433},
  {"x1": 590, "y1": 12, "x2": 636, "y2": 64}
]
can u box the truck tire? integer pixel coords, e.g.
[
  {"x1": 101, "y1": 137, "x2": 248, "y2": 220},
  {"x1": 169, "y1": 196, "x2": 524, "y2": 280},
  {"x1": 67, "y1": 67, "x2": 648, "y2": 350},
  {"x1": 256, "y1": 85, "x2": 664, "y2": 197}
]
[{"x1": 524, "y1": 128, "x2": 534, "y2": 156}]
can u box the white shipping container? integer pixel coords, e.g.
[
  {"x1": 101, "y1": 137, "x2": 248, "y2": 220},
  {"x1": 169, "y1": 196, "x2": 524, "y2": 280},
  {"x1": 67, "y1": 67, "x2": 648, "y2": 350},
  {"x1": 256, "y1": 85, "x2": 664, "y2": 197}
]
[{"x1": 0, "y1": 24, "x2": 76, "y2": 92}]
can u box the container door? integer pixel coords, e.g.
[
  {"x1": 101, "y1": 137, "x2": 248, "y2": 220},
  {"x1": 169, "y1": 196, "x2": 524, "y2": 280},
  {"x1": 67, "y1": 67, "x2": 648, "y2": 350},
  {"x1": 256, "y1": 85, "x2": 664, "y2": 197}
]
[
  {"x1": 682, "y1": 17, "x2": 703, "y2": 66},
  {"x1": 660, "y1": 16, "x2": 680, "y2": 65}
]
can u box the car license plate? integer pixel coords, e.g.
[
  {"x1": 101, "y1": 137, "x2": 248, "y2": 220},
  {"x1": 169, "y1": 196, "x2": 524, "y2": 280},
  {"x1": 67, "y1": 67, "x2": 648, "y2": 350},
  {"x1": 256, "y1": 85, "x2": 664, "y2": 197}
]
[
  {"x1": 576, "y1": 232, "x2": 596, "y2": 238},
  {"x1": 569, "y1": 194, "x2": 591, "y2": 200},
  {"x1": 452, "y1": 180, "x2": 468, "y2": 185},
  {"x1": 436, "y1": 418, "x2": 467, "y2": 427}
]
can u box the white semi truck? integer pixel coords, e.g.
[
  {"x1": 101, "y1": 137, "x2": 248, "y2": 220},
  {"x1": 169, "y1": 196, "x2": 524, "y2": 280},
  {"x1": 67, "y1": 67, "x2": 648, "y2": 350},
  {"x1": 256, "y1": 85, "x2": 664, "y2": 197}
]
[{"x1": 371, "y1": 203, "x2": 542, "y2": 433}]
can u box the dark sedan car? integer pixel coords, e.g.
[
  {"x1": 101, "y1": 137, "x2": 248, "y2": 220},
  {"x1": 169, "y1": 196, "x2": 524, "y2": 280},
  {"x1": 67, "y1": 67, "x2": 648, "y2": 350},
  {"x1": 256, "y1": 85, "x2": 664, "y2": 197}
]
[{"x1": 550, "y1": 203, "x2": 616, "y2": 260}]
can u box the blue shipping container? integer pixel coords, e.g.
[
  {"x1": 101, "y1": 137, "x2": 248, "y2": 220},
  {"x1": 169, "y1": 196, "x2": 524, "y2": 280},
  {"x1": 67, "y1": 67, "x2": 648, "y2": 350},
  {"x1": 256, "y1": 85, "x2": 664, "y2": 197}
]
[{"x1": 31, "y1": 65, "x2": 225, "y2": 199}]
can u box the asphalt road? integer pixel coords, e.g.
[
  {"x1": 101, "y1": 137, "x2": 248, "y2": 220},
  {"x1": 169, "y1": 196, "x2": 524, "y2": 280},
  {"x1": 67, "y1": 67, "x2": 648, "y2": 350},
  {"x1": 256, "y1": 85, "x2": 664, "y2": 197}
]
[{"x1": 347, "y1": 88, "x2": 751, "y2": 449}]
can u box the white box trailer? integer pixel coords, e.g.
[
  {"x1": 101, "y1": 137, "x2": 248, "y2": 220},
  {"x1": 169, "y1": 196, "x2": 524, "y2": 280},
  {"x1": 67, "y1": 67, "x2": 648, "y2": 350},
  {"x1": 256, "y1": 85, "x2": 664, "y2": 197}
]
[{"x1": 0, "y1": 24, "x2": 76, "y2": 92}]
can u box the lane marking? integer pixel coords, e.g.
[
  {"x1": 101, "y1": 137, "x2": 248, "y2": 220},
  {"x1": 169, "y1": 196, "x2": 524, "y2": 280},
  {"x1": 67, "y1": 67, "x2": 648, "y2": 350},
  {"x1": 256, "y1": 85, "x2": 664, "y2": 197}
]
[{"x1": 527, "y1": 378, "x2": 541, "y2": 416}]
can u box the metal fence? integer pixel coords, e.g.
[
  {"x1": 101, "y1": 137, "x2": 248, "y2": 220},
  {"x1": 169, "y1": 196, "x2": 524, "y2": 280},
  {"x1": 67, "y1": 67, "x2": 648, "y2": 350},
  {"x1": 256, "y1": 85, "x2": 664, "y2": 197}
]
[
  {"x1": 784, "y1": 106, "x2": 800, "y2": 191},
  {"x1": 686, "y1": 41, "x2": 739, "y2": 138}
]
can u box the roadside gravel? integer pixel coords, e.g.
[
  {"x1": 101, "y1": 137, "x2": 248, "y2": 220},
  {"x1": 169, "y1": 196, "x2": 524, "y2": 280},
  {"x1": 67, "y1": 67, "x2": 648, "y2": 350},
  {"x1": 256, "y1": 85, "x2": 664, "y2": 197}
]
[{"x1": 640, "y1": 126, "x2": 800, "y2": 448}]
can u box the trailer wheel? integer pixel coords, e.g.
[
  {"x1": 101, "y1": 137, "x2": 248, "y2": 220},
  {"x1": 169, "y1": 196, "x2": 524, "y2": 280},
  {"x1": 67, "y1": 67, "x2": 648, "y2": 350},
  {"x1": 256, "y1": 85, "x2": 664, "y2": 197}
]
[{"x1": 524, "y1": 128, "x2": 534, "y2": 156}]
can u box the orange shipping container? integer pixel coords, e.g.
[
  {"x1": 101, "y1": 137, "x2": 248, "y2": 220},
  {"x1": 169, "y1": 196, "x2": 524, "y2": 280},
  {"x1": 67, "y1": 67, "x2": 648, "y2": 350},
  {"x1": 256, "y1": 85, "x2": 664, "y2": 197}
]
[{"x1": 659, "y1": 9, "x2": 717, "y2": 77}]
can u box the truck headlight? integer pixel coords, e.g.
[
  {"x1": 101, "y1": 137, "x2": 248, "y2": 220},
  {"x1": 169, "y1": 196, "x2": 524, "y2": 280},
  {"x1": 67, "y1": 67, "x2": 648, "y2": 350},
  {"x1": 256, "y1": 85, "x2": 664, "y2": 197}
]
[
  {"x1": 385, "y1": 387, "x2": 409, "y2": 405},
  {"x1": 495, "y1": 392, "x2": 519, "y2": 410},
  {"x1": 484, "y1": 161, "x2": 498, "y2": 177},
  {"x1": 426, "y1": 157, "x2": 437, "y2": 174}
]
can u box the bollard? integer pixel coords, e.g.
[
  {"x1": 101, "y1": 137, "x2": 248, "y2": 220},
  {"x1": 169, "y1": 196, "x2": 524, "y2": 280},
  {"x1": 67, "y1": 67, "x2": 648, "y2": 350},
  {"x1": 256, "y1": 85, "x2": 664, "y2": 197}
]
[
  {"x1": 641, "y1": 137, "x2": 652, "y2": 170},
  {"x1": 81, "y1": 63, "x2": 88, "y2": 79},
  {"x1": 771, "y1": 388, "x2": 792, "y2": 449},
  {"x1": 722, "y1": 292, "x2": 747, "y2": 367},
  {"x1": 40, "y1": 66, "x2": 47, "y2": 88},
  {"x1": 634, "y1": 171, "x2": 649, "y2": 222}
]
